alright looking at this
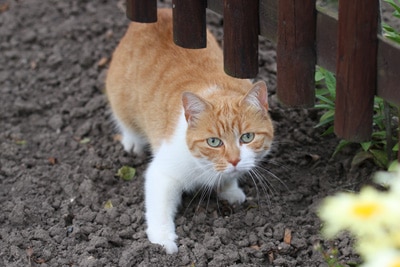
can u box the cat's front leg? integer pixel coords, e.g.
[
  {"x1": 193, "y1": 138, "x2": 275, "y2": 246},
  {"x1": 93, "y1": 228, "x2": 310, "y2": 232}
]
[
  {"x1": 144, "y1": 160, "x2": 182, "y2": 254},
  {"x1": 218, "y1": 178, "x2": 246, "y2": 204}
]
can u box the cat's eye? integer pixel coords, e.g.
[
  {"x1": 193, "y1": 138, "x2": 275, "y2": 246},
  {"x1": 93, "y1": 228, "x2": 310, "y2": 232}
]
[
  {"x1": 207, "y1": 137, "x2": 223, "y2": 148},
  {"x1": 240, "y1": 133, "x2": 255, "y2": 144}
]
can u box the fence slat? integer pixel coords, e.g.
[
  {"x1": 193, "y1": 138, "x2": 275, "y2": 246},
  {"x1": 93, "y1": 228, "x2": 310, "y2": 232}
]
[
  {"x1": 276, "y1": 0, "x2": 316, "y2": 107},
  {"x1": 223, "y1": 0, "x2": 259, "y2": 78},
  {"x1": 334, "y1": 0, "x2": 379, "y2": 142},
  {"x1": 126, "y1": 0, "x2": 157, "y2": 23},
  {"x1": 377, "y1": 37, "x2": 400, "y2": 106},
  {"x1": 173, "y1": 0, "x2": 207, "y2": 49}
]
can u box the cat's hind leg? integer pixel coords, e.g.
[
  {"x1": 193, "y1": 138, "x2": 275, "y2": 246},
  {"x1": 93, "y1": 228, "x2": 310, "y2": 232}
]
[{"x1": 114, "y1": 118, "x2": 148, "y2": 156}]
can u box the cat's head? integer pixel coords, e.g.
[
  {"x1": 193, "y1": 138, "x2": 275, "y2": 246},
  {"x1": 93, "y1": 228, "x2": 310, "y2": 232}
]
[{"x1": 182, "y1": 81, "x2": 274, "y2": 177}]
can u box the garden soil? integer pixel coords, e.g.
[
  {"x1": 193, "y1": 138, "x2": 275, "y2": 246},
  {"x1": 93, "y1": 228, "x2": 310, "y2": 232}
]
[{"x1": 0, "y1": 1, "x2": 395, "y2": 266}]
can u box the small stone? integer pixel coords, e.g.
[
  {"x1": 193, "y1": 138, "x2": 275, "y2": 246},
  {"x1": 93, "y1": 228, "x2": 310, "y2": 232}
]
[{"x1": 48, "y1": 114, "x2": 63, "y2": 131}]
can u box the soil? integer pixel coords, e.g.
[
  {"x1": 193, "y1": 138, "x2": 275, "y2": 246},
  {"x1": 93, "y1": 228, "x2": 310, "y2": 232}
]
[{"x1": 0, "y1": 0, "x2": 394, "y2": 266}]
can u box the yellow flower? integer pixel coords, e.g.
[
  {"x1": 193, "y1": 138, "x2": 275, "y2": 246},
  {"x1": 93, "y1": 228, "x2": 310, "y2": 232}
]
[
  {"x1": 361, "y1": 249, "x2": 400, "y2": 267},
  {"x1": 319, "y1": 187, "x2": 400, "y2": 239}
]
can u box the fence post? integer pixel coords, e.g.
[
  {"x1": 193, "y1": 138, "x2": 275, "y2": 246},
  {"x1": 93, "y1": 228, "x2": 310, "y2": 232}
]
[
  {"x1": 126, "y1": 0, "x2": 157, "y2": 23},
  {"x1": 277, "y1": 0, "x2": 316, "y2": 107},
  {"x1": 334, "y1": 0, "x2": 379, "y2": 142},
  {"x1": 223, "y1": 0, "x2": 259, "y2": 78},
  {"x1": 172, "y1": 0, "x2": 207, "y2": 49}
]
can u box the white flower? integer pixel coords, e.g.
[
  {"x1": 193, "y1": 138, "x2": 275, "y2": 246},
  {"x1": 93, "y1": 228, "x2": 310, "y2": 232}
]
[
  {"x1": 319, "y1": 187, "x2": 400, "y2": 239},
  {"x1": 361, "y1": 249, "x2": 400, "y2": 267},
  {"x1": 356, "y1": 229, "x2": 400, "y2": 260},
  {"x1": 375, "y1": 167, "x2": 400, "y2": 197}
]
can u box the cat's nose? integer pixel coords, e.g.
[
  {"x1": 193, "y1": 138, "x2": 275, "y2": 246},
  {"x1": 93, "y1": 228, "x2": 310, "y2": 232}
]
[{"x1": 228, "y1": 158, "x2": 240, "y2": 167}]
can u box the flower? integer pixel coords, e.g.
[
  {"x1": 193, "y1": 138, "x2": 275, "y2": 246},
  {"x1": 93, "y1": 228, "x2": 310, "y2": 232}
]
[
  {"x1": 375, "y1": 167, "x2": 400, "y2": 197},
  {"x1": 319, "y1": 186, "x2": 400, "y2": 239},
  {"x1": 318, "y1": 166, "x2": 400, "y2": 265},
  {"x1": 361, "y1": 249, "x2": 400, "y2": 267},
  {"x1": 355, "y1": 228, "x2": 400, "y2": 259}
]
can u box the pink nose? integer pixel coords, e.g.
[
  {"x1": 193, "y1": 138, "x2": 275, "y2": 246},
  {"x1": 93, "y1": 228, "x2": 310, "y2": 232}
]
[{"x1": 228, "y1": 158, "x2": 240, "y2": 167}]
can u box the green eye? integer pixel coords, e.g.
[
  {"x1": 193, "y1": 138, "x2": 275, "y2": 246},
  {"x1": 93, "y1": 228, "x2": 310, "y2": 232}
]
[
  {"x1": 207, "y1": 137, "x2": 223, "y2": 147},
  {"x1": 240, "y1": 133, "x2": 255, "y2": 144}
]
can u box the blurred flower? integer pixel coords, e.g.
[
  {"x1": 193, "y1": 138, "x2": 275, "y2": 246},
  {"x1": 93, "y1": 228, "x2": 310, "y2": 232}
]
[
  {"x1": 375, "y1": 167, "x2": 400, "y2": 196},
  {"x1": 361, "y1": 249, "x2": 400, "y2": 267},
  {"x1": 319, "y1": 187, "x2": 399, "y2": 238},
  {"x1": 318, "y1": 166, "x2": 400, "y2": 265},
  {"x1": 357, "y1": 229, "x2": 400, "y2": 260}
]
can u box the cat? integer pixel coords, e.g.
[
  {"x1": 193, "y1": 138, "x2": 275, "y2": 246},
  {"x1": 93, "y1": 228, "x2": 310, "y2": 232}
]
[{"x1": 106, "y1": 8, "x2": 274, "y2": 254}]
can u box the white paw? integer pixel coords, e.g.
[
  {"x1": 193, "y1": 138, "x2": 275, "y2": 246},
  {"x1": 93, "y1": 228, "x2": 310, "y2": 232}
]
[
  {"x1": 121, "y1": 136, "x2": 145, "y2": 157},
  {"x1": 121, "y1": 135, "x2": 135, "y2": 153},
  {"x1": 146, "y1": 227, "x2": 178, "y2": 254},
  {"x1": 219, "y1": 187, "x2": 246, "y2": 205}
]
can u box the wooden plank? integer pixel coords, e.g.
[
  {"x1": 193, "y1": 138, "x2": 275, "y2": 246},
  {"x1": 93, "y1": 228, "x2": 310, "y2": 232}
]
[
  {"x1": 126, "y1": 0, "x2": 157, "y2": 23},
  {"x1": 223, "y1": 0, "x2": 259, "y2": 78},
  {"x1": 172, "y1": 0, "x2": 207, "y2": 49},
  {"x1": 334, "y1": 0, "x2": 379, "y2": 142},
  {"x1": 276, "y1": 0, "x2": 316, "y2": 107},
  {"x1": 377, "y1": 36, "x2": 400, "y2": 106},
  {"x1": 315, "y1": 10, "x2": 337, "y2": 73},
  {"x1": 207, "y1": 0, "x2": 223, "y2": 13},
  {"x1": 259, "y1": 0, "x2": 278, "y2": 42}
]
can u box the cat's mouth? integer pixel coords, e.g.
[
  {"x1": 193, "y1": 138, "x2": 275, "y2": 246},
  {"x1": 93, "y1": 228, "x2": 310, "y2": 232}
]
[{"x1": 223, "y1": 165, "x2": 248, "y2": 175}]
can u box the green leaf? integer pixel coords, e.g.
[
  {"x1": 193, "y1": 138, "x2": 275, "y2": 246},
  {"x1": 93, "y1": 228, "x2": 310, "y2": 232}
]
[
  {"x1": 80, "y1": 137, "x2": 91, "y2": 144},
  {"x1": 315, "y1": 104, "x2": 334, "y2": 110},
  {"x1": 385, "y1": 0, "x2": 400, "y2": 16},
  {"x1": 315, "y1": 88, "x2": 330, "y2": 96},
  {"x1": 388, "y1": 160, "x2": 399, "y2": 171},
  {"x1": 371, "y1": 131, "x2": 387, "y2": 139},
  {"x1": 360, "y1": 141, "x2": 372, "y2": 151},
  {"x1": 332, "y1": 140, "x2": 352, "y2": 157},
  {"x1": 117, "y1": 166, "x2": 136, "y2": 181},
  {"x1": 393, "y1": 143, "x2": 399, "y2": 151},
  {"x1": 315, "y1": 70, "x2": 325, "y2": 82},
  {"x1": 104, "y1": 199, "x2": 113, "y2": 209},
  {"x1": 319, "y1": 109, "x2": 335, "y2": 123},
  {"x1": 323, "y1": 71, "x2": 336, "y2": 96},
  {"x1": 316, "y1": 95, "x2": 335, "y2": 106},
  {"x1": 382, "y1": 23, "x2": 395, "y2": 32},
  {"x1": 15, "y1": 140, "x2": 27, "y2": 145},
  {"x1": 320, "y1": 125, "x2": 334, "y2": 136},
  {"x1": 315, "y1": 114, "x2": 334, "y2": 128},
  {"x1": 351, "y1": 151, "x2": 374, "y2": 168},
  {"x1": 370, "y1": 149, "x2": 389, "y2": 169}
]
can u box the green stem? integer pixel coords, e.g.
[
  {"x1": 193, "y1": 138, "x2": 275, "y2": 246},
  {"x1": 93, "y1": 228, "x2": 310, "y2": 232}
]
[{"x1": 384, "y1": 101, "x2": 393, "y2": 163}]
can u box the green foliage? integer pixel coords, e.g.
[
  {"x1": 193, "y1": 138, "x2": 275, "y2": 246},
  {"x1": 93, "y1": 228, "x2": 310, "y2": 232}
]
[
  {"x1": 315, "y1": 66, "x2": 336, "y2": 136},
  {"x1": 314, "y1": 243, "x2": 349, "y2": 267},
  {"x1": 383, "y1": 0, "x2": 400, "y2": 43},
  {"x1": 117, "y1": 166, "x2": 136, "y2": 181},
  {"x1": 314, "y1": 66, "x2": 398, "y2": 169}
]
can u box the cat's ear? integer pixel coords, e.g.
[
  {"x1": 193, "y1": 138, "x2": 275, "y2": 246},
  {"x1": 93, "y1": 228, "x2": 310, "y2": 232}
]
[
  {"x1": 182, "y1": 92, "x2": 210, "y2": 126},
  {"x1": 241, "y1": 81, "x2": 269, "y2": 111}
]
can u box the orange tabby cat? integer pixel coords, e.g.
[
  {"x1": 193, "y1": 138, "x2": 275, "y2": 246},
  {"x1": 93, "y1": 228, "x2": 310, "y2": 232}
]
[{"x1": 106, "y1": 9, "x2": 274, "y2": 254}]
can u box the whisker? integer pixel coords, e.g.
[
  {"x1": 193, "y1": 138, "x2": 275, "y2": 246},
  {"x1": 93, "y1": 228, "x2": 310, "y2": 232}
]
[
  {"x1": 215, "y1": 173, "x2": 224, "y2": 216},
  {"x1": 255, "y1": 165, "x2": 289, "y2": 191},
  {"x1": 247, "y1": 169, "x2": 263, "y2": 206},
  {"x1": 261, "y1": 158, "x2": 294, "y2": 174},
  {"x1": 250, "y1": 168, "x2": 274, "y2": 205}
]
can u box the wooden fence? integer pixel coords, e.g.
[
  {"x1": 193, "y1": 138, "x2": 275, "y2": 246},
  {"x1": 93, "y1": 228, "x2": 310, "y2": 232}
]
[{"x1": 126, "y1": 0, "x2": 400, "y2": 156}]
